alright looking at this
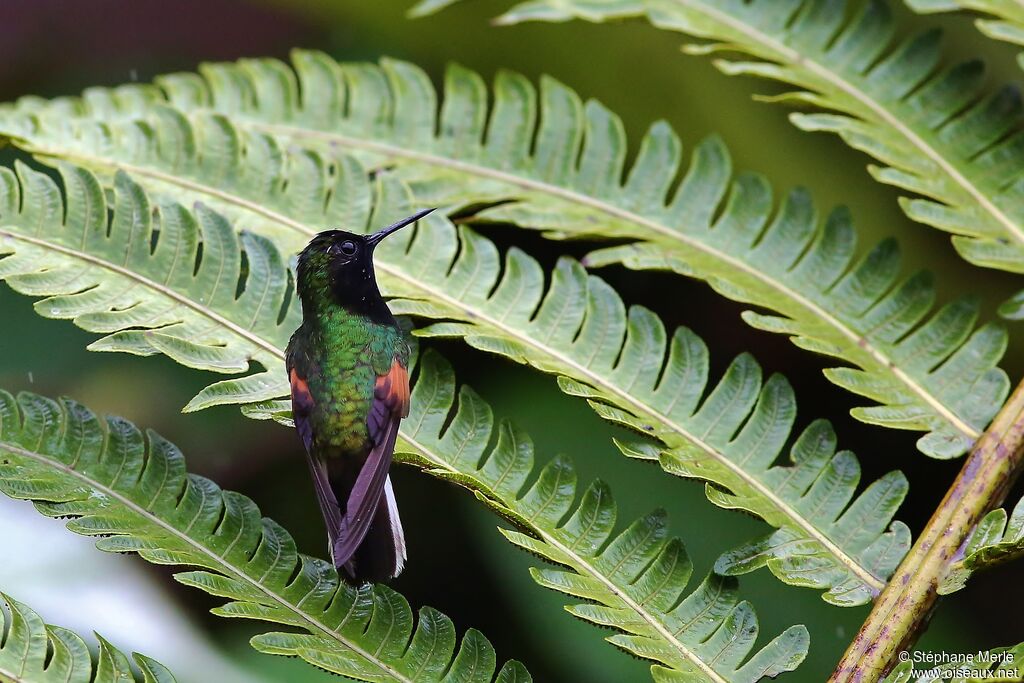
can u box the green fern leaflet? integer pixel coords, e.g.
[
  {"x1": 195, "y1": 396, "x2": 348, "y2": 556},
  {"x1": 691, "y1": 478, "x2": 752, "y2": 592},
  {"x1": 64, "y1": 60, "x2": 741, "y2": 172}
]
[
  {"x1": 906, "y1": 1, "x2": 1024, "y2": 59},
  {"x1": 0, "y1": 594, "x2": 175, "y2": 683},
  {"x1": 939, "y1": 494, "x2": 1024, "y2": 594}
]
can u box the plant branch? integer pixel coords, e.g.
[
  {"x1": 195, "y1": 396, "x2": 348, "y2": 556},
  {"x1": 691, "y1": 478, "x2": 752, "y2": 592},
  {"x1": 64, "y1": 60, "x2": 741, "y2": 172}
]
[{"x1": 830, "y1": 378, "x2": 1024, "y2": 682}]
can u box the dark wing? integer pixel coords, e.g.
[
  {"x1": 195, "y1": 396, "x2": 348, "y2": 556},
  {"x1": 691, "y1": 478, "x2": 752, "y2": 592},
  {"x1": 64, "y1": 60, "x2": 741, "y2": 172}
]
[
  {"x1": 331, "y1": 359, "x2": 410, "y2": 580},
  {"x1": 289, "y1": 367, "x2": 315, "y2": 453},
  {"x1": 289, "y1": 360, "x2": 346, "y2": 553}
]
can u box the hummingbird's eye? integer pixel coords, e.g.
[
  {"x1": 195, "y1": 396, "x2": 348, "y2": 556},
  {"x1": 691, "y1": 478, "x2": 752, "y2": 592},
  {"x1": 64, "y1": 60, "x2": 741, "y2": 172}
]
[{"x1": 331, "y1": 240, "x2": 357, "y2": 257}]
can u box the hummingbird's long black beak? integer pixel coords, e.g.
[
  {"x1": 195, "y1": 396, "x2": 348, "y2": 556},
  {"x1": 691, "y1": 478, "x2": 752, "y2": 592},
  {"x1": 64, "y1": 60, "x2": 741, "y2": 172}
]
[{"x1": 366, "y1": 208, "x2": 437, "y2": 247}]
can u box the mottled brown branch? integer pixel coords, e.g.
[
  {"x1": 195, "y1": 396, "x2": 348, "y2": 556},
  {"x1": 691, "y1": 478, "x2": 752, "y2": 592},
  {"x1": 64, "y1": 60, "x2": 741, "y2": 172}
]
[{"x1": 830, "y1": 379, "x2": 1024, "y2": 682}]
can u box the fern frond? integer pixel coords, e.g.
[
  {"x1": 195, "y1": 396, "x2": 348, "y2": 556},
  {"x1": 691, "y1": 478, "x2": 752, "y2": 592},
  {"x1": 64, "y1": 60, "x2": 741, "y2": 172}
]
[
  {"x1": 0, "y1": 374, "x2": 811, "y2": 682},
  {"x1": 0, "y1": 52, "x2": 1007, "y2": 457},
  {"x1": 400, "y1": 350, "x2": 809, "y2": 682},
  {"x1": 411, "y1": 0, "x2": 1024, "y2": 281},
  {"x1": 905, "y1": 1, "x2": 1024, "y2": 58},
  {"x1": 0, "y1": 594, "x2": 175, "y2": 683},
  {"x1": 907, "y1": 2, "x2": 1024, "y2": 320},
  {"x1": 0, "y1": 390, "x2": 528, "y2": 683},
  {"x1": 0, "y1": 162, "x2": 910, "y2": 605},
  {"x1": 938, "y1": 494, "x2": 1024, "y2": 594},
  {"x1": 881, "y1": 642, "x2": 1024, "y2": 682},
  {"x1": 0, "y1": 160, "x2": 295, "y2": 409}
]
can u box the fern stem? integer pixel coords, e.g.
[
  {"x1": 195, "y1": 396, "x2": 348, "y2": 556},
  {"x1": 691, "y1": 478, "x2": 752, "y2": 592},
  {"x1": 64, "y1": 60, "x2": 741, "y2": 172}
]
[{"x1": 829, "y1": 378, "x2": 1024, "y2": 682}]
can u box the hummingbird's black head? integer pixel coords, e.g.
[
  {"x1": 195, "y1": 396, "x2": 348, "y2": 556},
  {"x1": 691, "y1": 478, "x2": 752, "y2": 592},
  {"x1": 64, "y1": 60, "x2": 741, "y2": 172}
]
[{"x1": 296, "y1": 208, "x2": 436, "y2": 322}]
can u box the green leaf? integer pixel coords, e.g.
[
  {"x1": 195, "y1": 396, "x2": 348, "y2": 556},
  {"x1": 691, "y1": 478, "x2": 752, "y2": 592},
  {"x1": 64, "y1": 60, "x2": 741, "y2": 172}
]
[
  {"x1": 399, "y1": 350, "x2": 809, "y2": 682},
  {"x1": 939, "y1": 495, "x2": 1024, "y2": 594},
  {"x1": 998, "y1": 289, "x2": 1024, "y2": 320},
  {"x1": 412, "y1": 0, "x2": 1024, "y2": 279},
  {"x1": 0, "y1": 51, "x2": 1006, "y2": 458},
  {"x1": 0, "y1": 161, "x2": 294, "y2": 409},
  {"x1": 905, "y1": 1, "x2": 1024, "y2": 58},
  {"x1": 0, "y1": 593, "x2": 175, "y2": 683},
  {"x1": 0, "y1": 372, "x2": 809, "y2": 682},
  {"x1": 0, "y1": 162, "x2": 910, "y2": 605},
  {"x1": 0, "y1": 390, "x2": 526, "y2": 683}
]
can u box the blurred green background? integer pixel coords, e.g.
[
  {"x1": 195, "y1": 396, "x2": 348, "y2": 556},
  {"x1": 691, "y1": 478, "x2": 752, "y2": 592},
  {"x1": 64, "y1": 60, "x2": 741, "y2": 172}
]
[{"x1": 0, "y1": 1, "x2": 1022, "y2": 681}]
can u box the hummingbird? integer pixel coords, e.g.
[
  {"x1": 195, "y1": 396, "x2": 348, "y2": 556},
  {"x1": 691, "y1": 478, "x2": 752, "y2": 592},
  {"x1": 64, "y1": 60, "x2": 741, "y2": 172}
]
[{"x1": 286, "y1": 208, "x2": 434, "y2": 584}]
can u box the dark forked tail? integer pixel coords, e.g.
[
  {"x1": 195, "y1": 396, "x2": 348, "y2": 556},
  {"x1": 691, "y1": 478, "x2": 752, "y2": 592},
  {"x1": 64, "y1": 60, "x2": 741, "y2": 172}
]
[{"x1": 341, "y1": 476, "x2": 406, "y2": 583}]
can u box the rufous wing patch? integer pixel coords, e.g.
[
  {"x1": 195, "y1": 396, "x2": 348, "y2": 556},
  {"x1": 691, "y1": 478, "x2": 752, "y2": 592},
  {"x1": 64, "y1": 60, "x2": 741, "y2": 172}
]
[
  {"x1": 289, "y1": 368, "x2": 315, "y2": 453},
  {"x1": 374, "y1": 360, "x2": 411, "y2": 418},
  {"x1": 290, "y1": 369, "x2": 314, "y2": 413}
]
